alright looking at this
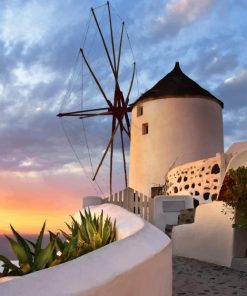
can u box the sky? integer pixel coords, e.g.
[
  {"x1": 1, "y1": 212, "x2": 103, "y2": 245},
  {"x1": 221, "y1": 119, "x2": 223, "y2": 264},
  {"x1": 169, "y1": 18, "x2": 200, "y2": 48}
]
[{"x1": 0, "y1": 0, "x2": 247, "y2": 234}]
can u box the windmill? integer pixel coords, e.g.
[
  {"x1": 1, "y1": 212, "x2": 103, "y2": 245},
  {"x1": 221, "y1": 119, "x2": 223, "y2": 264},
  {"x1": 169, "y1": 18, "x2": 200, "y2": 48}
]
[{"x1": 57, "y1": 2, "x2": 136, "y2": 196}]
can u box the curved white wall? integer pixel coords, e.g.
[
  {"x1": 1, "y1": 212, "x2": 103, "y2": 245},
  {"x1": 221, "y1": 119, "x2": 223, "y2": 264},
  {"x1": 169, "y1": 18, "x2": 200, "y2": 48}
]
[
  {"x1": 225, "y1": 149, "x2": 247, "y2": 172},
  {"x1": 226, "y1": 141, "x2": 247, "y2": 156},
  {"x1": 0, "y1": 205, "x2": 172, "y2": 296},
  {"x1": 129, "y1": 97, "x2": 224, "y2": 196},
  {"x1": 172, "y1": 201, "x2": 234, "y2": 267}
]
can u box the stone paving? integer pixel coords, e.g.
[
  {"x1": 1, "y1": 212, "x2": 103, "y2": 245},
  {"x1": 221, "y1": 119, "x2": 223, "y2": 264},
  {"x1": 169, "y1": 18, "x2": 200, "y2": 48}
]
[{"x1": 173, "y1": 256, "x2": 247, "y2": 296}]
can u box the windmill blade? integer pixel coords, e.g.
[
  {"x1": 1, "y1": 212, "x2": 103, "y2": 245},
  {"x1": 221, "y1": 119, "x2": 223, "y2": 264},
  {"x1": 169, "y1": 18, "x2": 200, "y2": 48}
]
[
  {"x1": 91, "y1": 7, "x2": 116, "y2": 77},
  {"x1": 92, "y1": 5, "x2": 124, "y2": 95},
  {"x1": 80, "y1": 48, "x2": 113, "y2": 109},
  {"x1": 109, "y1": 114, "x2": 117, "y2": 196},
  {"x1": 121, "y1": 62, "x2": 137, "y2": 136},
  {"x1": 57, "y1": 107, "x2": 109, "y2": 117},
  {"x1": 109, "y1": 85, "x2": 121, "y2": 195},
  {"x1": 92, "y1": 121, "x2": 120, "y2": 181},
  {"x1": 114, "y1": 62, "x2": 136, "y2": 136},
  {"x1": 117, "y1": 90, "x2": 131, "y2": 137},
  {"x1": 120, "y1": 126, "x2": 128, "y2": 188},
  {"x1": 79, "y1": 111, "x2": 113, "y2": 119},
  {"x1": 107, "y1": 1, "x2": 117, "y2": 72},
  {"x1": 119, "y1": 120, "x2": 130, "y2": 137},
  {"x1": 116, "y1": 22, "x2": 124, "y2": 77},
  {"x1": 126, "y1": 62, "x2": 136, "y2": 102}
]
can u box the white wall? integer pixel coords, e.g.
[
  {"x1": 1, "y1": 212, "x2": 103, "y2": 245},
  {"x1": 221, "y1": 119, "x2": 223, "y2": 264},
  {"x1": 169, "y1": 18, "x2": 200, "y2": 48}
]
[
  {"x1": 166, "y1": 153, "x2": 226, "y2": 203},
  {"x1": 0, "y1": 205, "x2": 172, "y2": 296},
  {"x1": 129, "y1": 97, "x2": 224, "y2": 196},
  {"x1": 172, "y1": 201, "x2": 234, "y2": 267},
  {"x1": 226, "y1": 141, "x2": 247, "y2": 156},
  {"x1": 225, "y1": 149, "x2": 247, "y2": 172}
]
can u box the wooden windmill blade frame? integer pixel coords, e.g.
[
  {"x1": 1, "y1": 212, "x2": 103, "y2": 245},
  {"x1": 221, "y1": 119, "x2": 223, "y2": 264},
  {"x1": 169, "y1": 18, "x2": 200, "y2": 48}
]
[{"x1": 57, "y1": 1, "x2": 135, "y2": 196}]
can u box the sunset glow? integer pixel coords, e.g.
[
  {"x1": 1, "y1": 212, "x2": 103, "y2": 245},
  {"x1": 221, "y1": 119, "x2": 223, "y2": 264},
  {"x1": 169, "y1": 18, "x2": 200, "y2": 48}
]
[
  {"x1": 0, "y1": 170, "x2": 85, "y2": 234},
  {"x1": 0, "y1": 208, "x2": 70, "y2": 235}
]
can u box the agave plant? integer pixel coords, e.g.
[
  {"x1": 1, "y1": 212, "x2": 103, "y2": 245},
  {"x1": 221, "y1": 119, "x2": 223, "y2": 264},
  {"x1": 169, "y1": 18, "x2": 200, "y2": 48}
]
[
  {"x1": 0, "y1": 222, "x2": 59, "y2": 277},
  {"x1": 55, "y1": 209, "x2": 117, "y2": 262},
  {"x1": 0, "y1": 209, "x2": 117, "y2": 278}
]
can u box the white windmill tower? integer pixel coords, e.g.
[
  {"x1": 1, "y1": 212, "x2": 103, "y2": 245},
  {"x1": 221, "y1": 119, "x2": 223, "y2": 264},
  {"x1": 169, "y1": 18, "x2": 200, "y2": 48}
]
[{"x1": 129, "y1": 62, "x2": 224, "y2": 196}]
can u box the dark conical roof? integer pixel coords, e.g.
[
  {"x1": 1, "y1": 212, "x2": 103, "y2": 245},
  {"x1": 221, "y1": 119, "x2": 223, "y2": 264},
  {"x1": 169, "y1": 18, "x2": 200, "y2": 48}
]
[{"x1": 131, "y1": 62, "x2": 223, "y2": 108}]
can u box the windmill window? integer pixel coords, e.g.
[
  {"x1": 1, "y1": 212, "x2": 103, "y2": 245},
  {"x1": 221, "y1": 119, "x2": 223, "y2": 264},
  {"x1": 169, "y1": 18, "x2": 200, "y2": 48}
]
[
  {"x1": 137, "y1": 106, "x2": 143, "y2": 117},
  {"x1": 142, "y1": 123, "x2": 148, "y2": 135}
]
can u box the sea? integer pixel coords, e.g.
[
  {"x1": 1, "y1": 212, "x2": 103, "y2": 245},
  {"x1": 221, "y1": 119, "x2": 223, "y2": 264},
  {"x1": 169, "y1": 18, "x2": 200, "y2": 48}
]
[{"x1": 0, "y1": 234, "x2": 50, "y2": 260}]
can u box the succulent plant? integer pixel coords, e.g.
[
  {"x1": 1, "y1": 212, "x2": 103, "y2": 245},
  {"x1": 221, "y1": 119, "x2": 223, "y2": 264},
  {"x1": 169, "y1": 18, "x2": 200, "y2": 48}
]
[
  {"x1": 55, "y1": 209, "x2": 117, "y2": 262},
  {"x1": 0, "y1": 209, "x2": 117, "y2": 278},
  {"x1": 0, "y1": 222, "x2": 59, "y2": 277}
]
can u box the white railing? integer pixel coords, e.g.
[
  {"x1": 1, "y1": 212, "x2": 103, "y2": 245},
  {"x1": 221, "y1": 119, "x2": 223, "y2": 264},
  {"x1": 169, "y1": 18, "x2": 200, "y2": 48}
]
[{"x1": 104, "y1": 187, "x2": 154, "y2": 223}]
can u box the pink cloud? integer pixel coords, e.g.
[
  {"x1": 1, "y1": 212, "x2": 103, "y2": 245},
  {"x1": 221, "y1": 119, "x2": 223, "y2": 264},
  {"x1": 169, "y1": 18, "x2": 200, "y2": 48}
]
[{"x1": 152, "y1": 0, "x2": 215, "y2": 36}]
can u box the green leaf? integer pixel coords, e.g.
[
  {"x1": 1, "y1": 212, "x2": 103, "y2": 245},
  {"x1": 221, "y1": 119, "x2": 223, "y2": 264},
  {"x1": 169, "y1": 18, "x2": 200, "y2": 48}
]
[
  {"x1": 54, "y1": 234, "x2": 65, "y2": 252},
  {"x1": 94, "y1": 232, "x2": 103, "y2": 249},
  {"x1": 99, "y1": 210, "x2": 103, "y2": 237},
  {"x1": 84, "y1": 209, "x2": 93, "y2": 226},
  {"x1": 80, "y1": 221, "x2": 89, "y2": 243},
  {"x1": 93, "y1": 215, "x2": 98, "y2": 229},
  {"x1": 70, "y1": 216, "x2": 80, "y2": 236},
  {"x1": 34, "y1": 239, "x2": 56, "y2": 270},
  {"x1": 65, "y1": 222, "x2": 72, "y2": 231},
  {"x1": 34, "y1": 222, "x2": 46, "y2": 258},
  {"x1": 48, "y1": 231, "x2": 57, "y2": 241},
  {"x1": 26, "y1": 239, "x2": 36, "y2": 249},
  {"x1": 109, "y1": 219, "x2": 117, "y2": 242},
  {"x1": 62, "y1": 235, "x2": 79, "y2": 261},
  {"x1": 84, "y1": 208, "x2": 89, "y2": 220},
  {"x1": 60, "y1": 229, "x2": 71, "y2": 241},
  {"x1": 5, "y1": 235, "x2": 31, "y2": 265},
  {"x1": 79, "y1": 211, "x2": 86, "y2": 224},
  {"x1": 10, "y1": 225, "x2": 33, "y2": 266},
  {"x1": 0, "y1": 255, "x2": 23, "y2": 276},
  {"x1": 102, "y1": 224, "x2": 111, "y2": 245},
  {"x1": 86, "y1": 220, "x2": 95, "y2": 245},
  {"x1": 77, "y1": 228, "x2": 85, "y2": 246}
]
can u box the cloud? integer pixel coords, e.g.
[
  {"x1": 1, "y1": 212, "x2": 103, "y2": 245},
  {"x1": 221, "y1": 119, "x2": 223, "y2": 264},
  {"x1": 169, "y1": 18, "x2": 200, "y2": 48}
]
[
  {"x1": 0, "y1": 1, "x2": 55, "y2": 52},
  {"x1": 215, "y1": 69, "x2": 247, "y2": 110},
  {"x1": 152, "y1": 0, "x2": 215, "y2": 37},
  {"x1": 223, "y1": 107, "x2": 247, "y2": 148},
  {"x1": 0, "y1": 0, "x2": 246, "y2": 198},
  {"x1": 13, "y1": 63, "x2": 56, "y2": 87},
  {"x1": 183, "y1": 38, "x2": 240, "y2": 89}
]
